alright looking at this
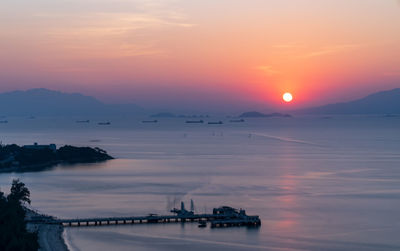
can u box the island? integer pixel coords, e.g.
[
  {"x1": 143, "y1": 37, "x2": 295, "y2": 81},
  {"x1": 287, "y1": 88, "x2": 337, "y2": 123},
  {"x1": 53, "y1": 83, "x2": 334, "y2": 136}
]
[
  {"x1": 0, "y1": 143, "x2": 113, "y2": 173},
  {"x1": 239, "y1": 111, "x2": 292, "y2": 118}
]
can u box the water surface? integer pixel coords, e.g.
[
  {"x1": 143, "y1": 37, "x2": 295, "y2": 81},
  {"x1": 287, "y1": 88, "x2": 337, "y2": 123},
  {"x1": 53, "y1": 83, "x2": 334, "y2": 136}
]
[{"x1": 0, "y1": 116, "x2": 399, "y2": 250}]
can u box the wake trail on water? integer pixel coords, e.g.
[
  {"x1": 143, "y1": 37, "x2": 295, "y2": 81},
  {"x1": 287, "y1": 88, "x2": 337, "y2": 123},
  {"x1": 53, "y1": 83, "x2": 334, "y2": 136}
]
[{"x1": 249, "y1": 132, "x2": 326, "y2": 147}]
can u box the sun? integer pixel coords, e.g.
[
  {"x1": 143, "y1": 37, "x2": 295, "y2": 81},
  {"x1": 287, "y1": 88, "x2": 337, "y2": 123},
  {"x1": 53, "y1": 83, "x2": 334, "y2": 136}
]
[{"x1": 283, "y1": 92, "x2": 293, "y2": 103}]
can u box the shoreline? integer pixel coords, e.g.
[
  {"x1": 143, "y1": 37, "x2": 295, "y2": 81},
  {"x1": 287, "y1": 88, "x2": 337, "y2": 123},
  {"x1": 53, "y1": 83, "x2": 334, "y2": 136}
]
[
  {"x1": 0, "y1": 158, "x2": 112, "y2": 174},
  {"x1": 0, "y1": 161, "x2": 61, "y2": 173},
  {"x1": 25, "y1": 208, "x2": 69, "y2": 251},
  {"x1": 0, "y1": 144, "x2": 113, "y2": 174}
]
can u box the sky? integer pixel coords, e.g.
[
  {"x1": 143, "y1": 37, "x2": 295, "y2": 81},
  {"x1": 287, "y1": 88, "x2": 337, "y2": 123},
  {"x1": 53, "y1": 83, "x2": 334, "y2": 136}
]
[{"x1": 1, "y1": 0, "x2": 400, "y2": 112}]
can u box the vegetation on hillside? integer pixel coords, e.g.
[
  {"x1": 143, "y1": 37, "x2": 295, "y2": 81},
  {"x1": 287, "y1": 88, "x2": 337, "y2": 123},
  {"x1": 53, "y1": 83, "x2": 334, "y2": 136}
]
[
  {"x1": 0, "y1": 144, "x2": 113, "y2": 171},
  {"x1": 0, "y1": 179, "x2": 39, "y2": 250}
]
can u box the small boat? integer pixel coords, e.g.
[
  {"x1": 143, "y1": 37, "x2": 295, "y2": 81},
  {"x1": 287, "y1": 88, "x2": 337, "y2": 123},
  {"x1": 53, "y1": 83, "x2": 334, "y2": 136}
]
[
  {"x1": 229, "y1": 119, "x2": 245, "y2": 123},
  {"x1": 198, "y1": 220, "x2": 207, "y2": 228},
  {"x1": 142, "y1": 120, "x2": 158, "y2": 123},
  {"x1": 76, "y1": 120, "x2": 90, "y2": 123},
  {"x1": 208, "y1": 121, "x2": 223, "y2": 125},
  {"x1": 186, "y1": 120, "x2": 204, "y2": 124},
  {"x1": 98, "y1": 122, "x2": 111, "y2": 125}
]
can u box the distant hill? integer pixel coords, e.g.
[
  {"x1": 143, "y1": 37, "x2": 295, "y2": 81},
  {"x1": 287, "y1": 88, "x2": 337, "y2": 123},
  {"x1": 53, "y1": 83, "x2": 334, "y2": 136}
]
[
  {"x1": 239, "y1": 111, "x2": 292, "y2": 118},
  {"x1": 297, "y1": 88, "x2": 400, "y2": 114},
  {"x1": 0, "y1": 88, "x2": 144, "y2": 116}
]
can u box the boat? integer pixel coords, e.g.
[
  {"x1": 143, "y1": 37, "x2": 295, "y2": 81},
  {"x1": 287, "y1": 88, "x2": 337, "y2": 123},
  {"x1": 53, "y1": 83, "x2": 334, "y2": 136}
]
[
  {"x1": 76, "y1": 120, "x2": 90, "y2": 123},
  {"x1": 142, "y1": 120, "x2": 158, "y2": 123},
  {"x1": 186, "y1": 120, "x2": 204, "y2": 124},
  {"x1": 229, "y1": 119, "x2": 245, "y2": 123},
  {"x1": 208, "y1": 121, "x2": 223, "y2": 125},
  {"x1": 198, "y1": 220, "x2": 207, "y2": 228},
  {"x1": 210, "y1": 206, "x2": 261, "y2": 228},
  {"x1": 98, "y1": 122, "x2": 111, "y2": 125}
]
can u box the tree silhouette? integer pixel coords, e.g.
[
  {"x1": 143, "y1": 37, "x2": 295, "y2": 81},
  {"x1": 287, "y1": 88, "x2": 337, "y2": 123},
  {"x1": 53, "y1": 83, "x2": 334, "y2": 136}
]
[
  {"x1": 7, "y1": 179, "x2": 31, "y2": 205},
  {"x1": 0, "y1": 180, "x2": 38, "y2": 250}
]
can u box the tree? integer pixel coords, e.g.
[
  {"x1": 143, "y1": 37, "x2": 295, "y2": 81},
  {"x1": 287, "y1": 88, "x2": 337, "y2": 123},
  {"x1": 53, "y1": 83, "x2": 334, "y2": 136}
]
[
  {"x1": 0, "y1": 180, "x2": 38, "y2": 250},
  {"x1": 7, "y1": 179, "x2": 31, "y2": 205},
  {"x1": 0, "y1": 189, "x2": 5, "y2": 207}
]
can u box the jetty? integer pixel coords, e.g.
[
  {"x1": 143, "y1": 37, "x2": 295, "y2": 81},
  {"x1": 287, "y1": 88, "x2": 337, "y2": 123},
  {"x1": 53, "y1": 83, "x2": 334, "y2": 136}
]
[{"x1": 28, "y1": 203, "x2": 261, "y2": 229}]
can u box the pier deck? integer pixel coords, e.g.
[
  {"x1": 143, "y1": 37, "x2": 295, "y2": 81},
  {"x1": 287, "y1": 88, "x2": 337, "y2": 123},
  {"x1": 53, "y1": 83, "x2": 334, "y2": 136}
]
[
  {"x1": 28, "y1": 214, "x2": 261, "y2": 228},
  {"x1": 27, "y1": 205, "x2": 261, "y2": 228}
]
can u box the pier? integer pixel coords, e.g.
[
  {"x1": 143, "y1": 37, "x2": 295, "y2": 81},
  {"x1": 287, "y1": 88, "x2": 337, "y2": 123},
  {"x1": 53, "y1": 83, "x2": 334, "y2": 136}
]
[{"x1": 27, "y1": 204, "x2": 261, "y2": 228}]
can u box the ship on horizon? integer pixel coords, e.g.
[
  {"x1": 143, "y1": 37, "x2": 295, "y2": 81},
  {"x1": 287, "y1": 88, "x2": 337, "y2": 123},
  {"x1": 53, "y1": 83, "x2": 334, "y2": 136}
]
[
  {"x1": 186, "y1": 120, "x2": 204, "y2": 124},
  {"x1": 142, "y1": 120, "x2": 158, "y2": 123},
  {"x1": 98, "y1": 122, "x2": 111, "y2": 125},
  {"x1": 208, "y1": 121, "x2": 223, "y2": 125}
]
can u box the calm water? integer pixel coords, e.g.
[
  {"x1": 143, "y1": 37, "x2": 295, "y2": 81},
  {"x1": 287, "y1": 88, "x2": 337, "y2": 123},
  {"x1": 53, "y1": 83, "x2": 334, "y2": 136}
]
[{"x1": 1, "y1": 116, "x2": 400, "y2": 251}]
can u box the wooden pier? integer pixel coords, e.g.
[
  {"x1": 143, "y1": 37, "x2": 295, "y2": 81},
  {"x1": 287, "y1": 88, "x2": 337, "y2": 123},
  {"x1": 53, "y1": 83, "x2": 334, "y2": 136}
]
[
  {"x1": 31, "y1": 214, "x2": 216, "y2": 227},
  {"x1": 27, "y1": 206, "x2": 261, "y2": 228}
]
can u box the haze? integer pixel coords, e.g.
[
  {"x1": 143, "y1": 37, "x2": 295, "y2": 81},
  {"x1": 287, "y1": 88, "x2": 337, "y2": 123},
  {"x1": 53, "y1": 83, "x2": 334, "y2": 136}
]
[{"x1": 1, "y1": 0, "x2": 400, "y2": 111}]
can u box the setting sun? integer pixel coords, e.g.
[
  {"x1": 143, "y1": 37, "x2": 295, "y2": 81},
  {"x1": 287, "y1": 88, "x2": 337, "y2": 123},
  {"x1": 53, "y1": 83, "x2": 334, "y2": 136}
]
[{"x1": 283, "y1": 93, "x2": 293, "y2": 103}]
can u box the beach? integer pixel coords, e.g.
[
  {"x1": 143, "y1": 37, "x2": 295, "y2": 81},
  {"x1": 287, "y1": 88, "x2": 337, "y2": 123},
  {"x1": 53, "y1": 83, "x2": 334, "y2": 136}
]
[{"x1": 25, "y1": 208, "x2": 69, "y2": 251}]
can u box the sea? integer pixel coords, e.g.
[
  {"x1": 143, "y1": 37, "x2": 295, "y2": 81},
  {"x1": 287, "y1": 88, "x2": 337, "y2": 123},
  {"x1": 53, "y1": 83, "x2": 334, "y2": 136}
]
[{"x1": 0, "y1": 115, "x2": 400, "y2": 251}]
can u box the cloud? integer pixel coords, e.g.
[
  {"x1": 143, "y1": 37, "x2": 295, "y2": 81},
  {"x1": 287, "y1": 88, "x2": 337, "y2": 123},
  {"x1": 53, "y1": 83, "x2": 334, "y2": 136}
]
[
  {"x1": 2, "y1": 0, "x2": 194, "y2": 59},
  {"x1": 301, "y1": 43, "x2": 366, "y2": 58},
  {"x1": 256, "y1": 65, "x2": 280, "y2": 75},
  {"x1": 270, "y1": 42, "x2": 366, "y2": 60}
]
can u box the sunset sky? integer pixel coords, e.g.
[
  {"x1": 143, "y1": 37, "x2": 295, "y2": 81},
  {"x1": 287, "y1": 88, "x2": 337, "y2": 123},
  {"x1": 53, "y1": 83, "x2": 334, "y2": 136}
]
[{"x1": 1, "y1": 0, "x2": 400, "y2": 111}]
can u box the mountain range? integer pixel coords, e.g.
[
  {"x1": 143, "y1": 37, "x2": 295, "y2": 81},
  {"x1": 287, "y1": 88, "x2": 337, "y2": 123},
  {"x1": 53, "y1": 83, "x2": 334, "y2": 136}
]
[
  {"x1": 239, "y1": 112, "x2": 292, "y2": 118},
  {"x1": 0, "y1": 88, "x2": 143, "y2": 116},
  {"x1": 296, "y1": 88, "x2": 400, "y2": 114},
  {"x1": 0, "y1": 88, "x2": 398, "y2": 116}
]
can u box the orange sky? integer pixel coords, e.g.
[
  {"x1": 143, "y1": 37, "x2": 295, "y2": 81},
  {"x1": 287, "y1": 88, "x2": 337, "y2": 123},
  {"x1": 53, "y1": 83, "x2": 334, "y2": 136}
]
[{"x1": 1, "y1": 0, "x2": 400, "y2": 111}]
